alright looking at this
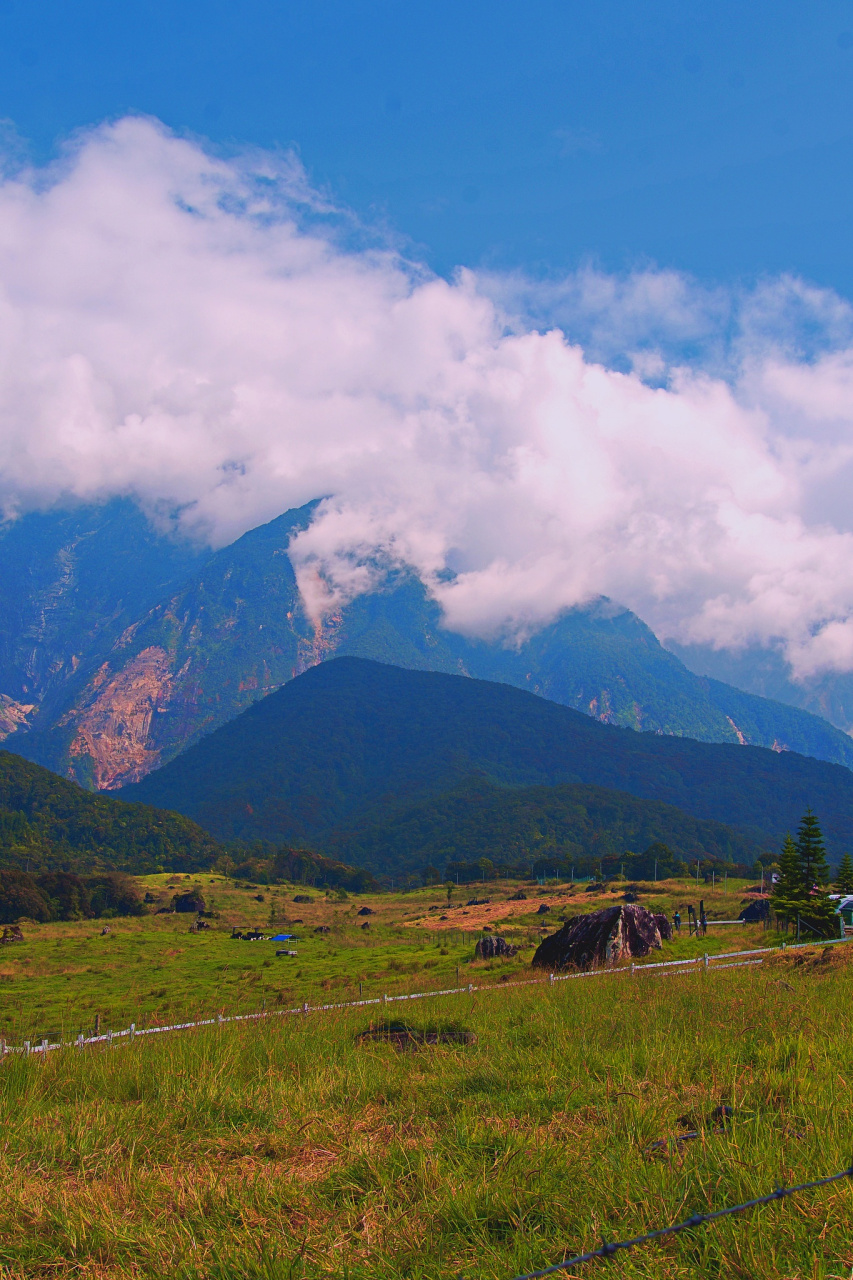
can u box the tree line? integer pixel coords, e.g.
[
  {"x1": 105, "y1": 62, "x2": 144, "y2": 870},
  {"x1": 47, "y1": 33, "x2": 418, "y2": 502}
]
[{"x1": 0, "y1": 869, "x2": 144, "y2": 924}]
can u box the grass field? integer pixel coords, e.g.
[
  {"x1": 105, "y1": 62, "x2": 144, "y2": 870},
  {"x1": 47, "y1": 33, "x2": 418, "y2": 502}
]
[
  {"x1": 2, "y1": 942, "x2": 852, "y2": 1278},
  {"x1": 4, "y1": 875, "x2": 848, "y2": 1279},
  {"x1": 0, "y1": 875, "x2": 770, "y2": 1044}
]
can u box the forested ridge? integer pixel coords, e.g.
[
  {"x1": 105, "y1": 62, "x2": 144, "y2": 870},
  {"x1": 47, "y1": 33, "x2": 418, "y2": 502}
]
[
  {"x1": 0, "y1": 749, "x2": 219, "y2": 873},
  {"x1": 123, "y1": 657, "x2": 853, "y2": 864}
]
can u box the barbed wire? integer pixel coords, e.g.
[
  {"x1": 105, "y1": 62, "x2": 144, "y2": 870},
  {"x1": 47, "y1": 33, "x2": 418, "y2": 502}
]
[{"x1": 508, "y1": 1166, "x2": 853, "y2": 1279}]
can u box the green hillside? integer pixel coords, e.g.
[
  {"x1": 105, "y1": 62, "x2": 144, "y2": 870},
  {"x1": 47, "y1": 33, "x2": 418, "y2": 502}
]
[
  {"x1": 122, "y1": 657, "x2": 853, "y2": 860},
  {"x1": 0, "y1": 749, "x2": 219, "y2": 874},
  {"x1": 324, "y1": 778, "x2": 765, "y2": 879}
]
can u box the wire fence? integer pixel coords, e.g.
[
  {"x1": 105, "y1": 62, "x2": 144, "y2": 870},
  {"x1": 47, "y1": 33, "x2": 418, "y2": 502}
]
[
  {"x1": 1, "y1": 934, "x2": 850, "y2": 1059},
  {"x1": 508, "y1": 1165, "x2": 853, "y2": 1278}
]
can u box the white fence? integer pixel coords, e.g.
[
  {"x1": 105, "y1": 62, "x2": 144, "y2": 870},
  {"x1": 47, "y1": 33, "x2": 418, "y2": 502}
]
[{"x1": 2, "y1": 935, "x2": 849, "y2": 1059}]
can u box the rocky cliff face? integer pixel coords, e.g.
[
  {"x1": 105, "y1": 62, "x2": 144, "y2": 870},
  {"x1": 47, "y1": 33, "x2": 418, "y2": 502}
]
[{"x1": 0, "y1": 695, "x2": 34, "y2": 741}]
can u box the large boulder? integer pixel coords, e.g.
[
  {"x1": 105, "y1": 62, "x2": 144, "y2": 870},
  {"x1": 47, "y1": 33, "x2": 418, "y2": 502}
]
[
  {"x1": 738, "y1": 897, "x2": 770, "y2": 922},
  {"x1": 532, "y1": 903, "x2": 665, "y2": 972},
  {"x1": 172, "y1": 890, "x2": 206, "y2": 914},
  {"x1": 475, "y1": 934, "x2": 518, "y2": 959}
]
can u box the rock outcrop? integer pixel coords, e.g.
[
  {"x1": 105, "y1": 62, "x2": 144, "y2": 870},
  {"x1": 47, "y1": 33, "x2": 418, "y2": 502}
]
[
  {"x1": 532, "y1": 903, "x2": 666, "y2": 971},
  {"x1": 0, "y1": 695, "x2": 35, "y2": 742},
  {"x1": 475, "y1": 934, "x2": 518, "y2": 959}
]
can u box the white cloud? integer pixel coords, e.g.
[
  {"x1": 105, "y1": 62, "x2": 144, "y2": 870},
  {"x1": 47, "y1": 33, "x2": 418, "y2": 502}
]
[{"x1": 3, "y1": 117, "x2": 853, "y2": 678}]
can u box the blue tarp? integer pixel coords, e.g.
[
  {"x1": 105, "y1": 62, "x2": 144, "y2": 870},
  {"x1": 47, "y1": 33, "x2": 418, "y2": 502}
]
[{"x1": 271, "y1": 934, "x2": 293, "y2": 941}]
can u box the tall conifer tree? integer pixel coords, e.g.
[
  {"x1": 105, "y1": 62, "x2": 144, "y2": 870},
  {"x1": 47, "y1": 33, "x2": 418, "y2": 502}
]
[
  {"x1": 835, "y1": 852, "x2": 853, "y2": 895},
  {"x1": 796, "y1": 808, "x2": 831, "y2": 886},
  {"x1": 771, "y1": 834, "x2": 806, "y2": 918}
]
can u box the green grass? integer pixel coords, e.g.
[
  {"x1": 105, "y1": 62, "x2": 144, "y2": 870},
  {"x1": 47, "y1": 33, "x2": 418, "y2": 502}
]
[
  {"x1": 1, "y1": 946, "x2": 852, "y2": 1278},
  {"x1": 0, "y1": 875, "x2": 770, "y2": 1044}
]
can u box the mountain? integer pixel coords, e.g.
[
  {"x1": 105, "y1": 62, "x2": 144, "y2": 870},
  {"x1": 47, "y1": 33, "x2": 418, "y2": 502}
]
[
  {"x1": 5, "y1": 499, "x2": 853, "y2": 786},
  {"x1": 669, "y1": 639, "x2": 853, "y2": 738},
  {"x1": 120, "y1": 657, "x2": 853, "y2": 862},
  {"x1": 0, "y1": 748, "x2": 219, "y2": 874}
]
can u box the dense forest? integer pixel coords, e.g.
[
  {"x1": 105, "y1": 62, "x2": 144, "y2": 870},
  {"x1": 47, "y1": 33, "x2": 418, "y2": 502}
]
[
  {"x1": 0, "y1": 750, "x2": 220, "y2": 874},
  {"x1": 123, "y1": 658, "x2": 853, "y2": 859},
  {"x1": 325, "y1": 779, "x2": 766, "y2": 880},
  {"x1": 0, "y1": 868, "x2": 144, "y2": 923},
  {"x1": 219, "y1": 842, "x2": 379, "y2": 892}
]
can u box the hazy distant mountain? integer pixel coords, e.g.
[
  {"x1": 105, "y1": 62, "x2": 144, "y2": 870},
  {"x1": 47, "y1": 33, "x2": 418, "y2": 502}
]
[
  {"x1": 4, "y1": 499, "x2": 853, "y2": 788},
  {"x1": 121, "y1": 657, "x2": 853, "y2": 863}
]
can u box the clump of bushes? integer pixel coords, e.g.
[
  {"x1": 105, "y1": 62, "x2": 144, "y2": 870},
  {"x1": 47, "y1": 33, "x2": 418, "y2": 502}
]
[{"x1": 0, "y1": 868, "x2": 144, "y2": 923}]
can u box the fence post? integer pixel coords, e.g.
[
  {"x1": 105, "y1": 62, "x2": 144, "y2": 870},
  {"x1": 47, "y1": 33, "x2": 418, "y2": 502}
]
[
  {"x1": 76, "y1": 1033, "x2": 84, "y2": 1049},
  {"x1": 129, "y1": 1023, "x2": 136, "y2": 1040},
  {"x1": 383, "y1": 993, "x2": 388, "y2": 1006},
  {"x1": 24, "y1": 1041, "x2": 30, "y2": 1056},
  {"x1": 107, "y1": 1030, "x2": 113, "y2": 1046},
  {"x1": 468, "y1": 983, "x2": 474, "y2": 994},
  {"x1": 630, "y1": 962, "x2": 635, "y2": 977},
  {"x1": 704, "y1": 953, "x2": 709, "y2": 970},
  {"x1": 0, "y1": 1038, "x2": 5, "y2": 1056},
  {"x1": 41, "y1": 1038, "x2": 48, "y2": 1054},
  {"x1": 302, "y1": 1002, "x2": 309, "y2": 1014},
  {"x1": 549, "y1": 972, "x2": 555, "y2": 985}
]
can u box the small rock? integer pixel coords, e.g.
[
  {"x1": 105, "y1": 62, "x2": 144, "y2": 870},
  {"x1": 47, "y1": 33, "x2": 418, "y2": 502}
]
[
  {"x1": 508, "y1": 890, "x2": 527, "y2": 901},
  {"x1": 293, "y1": 895, "x2": 313, "y2": 904},
  {"x1": 361, "y1": 921, "x2": 370, "y2": 930},
  {"x1": 536, "y1": 904, "x2": 550, "y2": 914},
  {"x1": 357, "y1": 906, "x2": 374, "y2": 916}
]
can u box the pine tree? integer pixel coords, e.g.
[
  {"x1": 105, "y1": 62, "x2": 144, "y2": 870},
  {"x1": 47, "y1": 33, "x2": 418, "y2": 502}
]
[
  {"x1": 771, "y1": 834, "x2": 806, "y2": 919},
  {"x1": 835, "y1": 852, "x2": 853, "y2": 895},
  {"x1": 796, "y1": 808, "x2": 831, "y2": 887}
]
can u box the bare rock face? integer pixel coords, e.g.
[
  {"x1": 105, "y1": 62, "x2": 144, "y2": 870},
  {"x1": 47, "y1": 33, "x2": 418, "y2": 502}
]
[
  {"x1": 475, "y1": 934, "x2": 518, "y2": 959},
  {"x1": 532, "y1": 903, "x2": 665, "y2": 972}
]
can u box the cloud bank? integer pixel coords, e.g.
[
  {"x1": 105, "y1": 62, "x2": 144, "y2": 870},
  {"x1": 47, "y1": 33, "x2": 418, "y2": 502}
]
[{"x1": 2, "y1": 118, "x2": 853, "y2": 678}]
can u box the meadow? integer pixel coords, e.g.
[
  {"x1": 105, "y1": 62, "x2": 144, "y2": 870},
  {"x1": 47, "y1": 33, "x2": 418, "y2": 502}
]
[
  {"x1": 0, "y1": 875, "x2": 768, "y2": 1044},
  {"x1": 3, "y1": 874, "x2": 849, "y2": 1280}
]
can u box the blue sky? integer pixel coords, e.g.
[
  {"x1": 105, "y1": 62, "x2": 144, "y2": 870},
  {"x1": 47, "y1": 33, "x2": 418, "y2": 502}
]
[{"x1": 3, "y1": 0, "x2": 853, "y2": 290}]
